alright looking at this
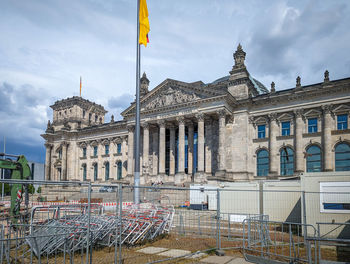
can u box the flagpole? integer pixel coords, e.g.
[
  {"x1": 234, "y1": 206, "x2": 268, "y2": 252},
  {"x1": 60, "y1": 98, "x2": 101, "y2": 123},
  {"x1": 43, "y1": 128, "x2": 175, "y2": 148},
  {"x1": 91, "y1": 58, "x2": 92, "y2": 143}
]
[{"x1": 134, "y1": 0, "x2": 141, "y2": 204}]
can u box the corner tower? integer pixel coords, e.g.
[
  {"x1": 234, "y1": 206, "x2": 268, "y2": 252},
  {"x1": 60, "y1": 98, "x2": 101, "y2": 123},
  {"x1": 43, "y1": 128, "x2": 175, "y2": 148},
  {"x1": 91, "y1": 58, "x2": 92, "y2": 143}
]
[
  {"x1": 228, "y1": 44, "x2": 268, "y2": 100},
  {"x1": 49, "y1": 96, "x2": 107, "y2": 132}
]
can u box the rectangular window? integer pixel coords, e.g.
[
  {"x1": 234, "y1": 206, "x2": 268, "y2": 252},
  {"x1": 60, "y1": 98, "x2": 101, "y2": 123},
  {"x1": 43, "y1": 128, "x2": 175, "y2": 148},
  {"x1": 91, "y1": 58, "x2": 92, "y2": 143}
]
[
  {"x1": 257, "y1": 125, "x2": 266, "y2": 138},
  {"x1": 281, "y1": 121, "x2": 291, "y2": 136},
  {"x1": 93, "y1": 146, "x2": 98, "y2": 157},
  {"x1": 105, "y1": 145, "x2": 109, "y2": 155},
  {"x1": 117, "y1": 143, "x2": 122, "y2": 154},
  {"x1": 337, "y1": 114, "x2": 348, "y2": 130},
  {"x1": 308, "y1": 118, "x2": 318, "y2": 133},
  {"x1": 320, "y1": 182, "x2": 350, "y2": 213},
  {"x1": 83, "y1": 147, "x2": 87, "y2": 158}
]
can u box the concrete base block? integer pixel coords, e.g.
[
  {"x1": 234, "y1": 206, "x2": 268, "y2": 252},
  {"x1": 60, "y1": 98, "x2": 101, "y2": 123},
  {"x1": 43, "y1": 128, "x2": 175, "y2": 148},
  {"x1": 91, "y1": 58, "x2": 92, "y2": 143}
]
[{"x1": 175, "y1": 173, "x2": 185, "y2": 185}]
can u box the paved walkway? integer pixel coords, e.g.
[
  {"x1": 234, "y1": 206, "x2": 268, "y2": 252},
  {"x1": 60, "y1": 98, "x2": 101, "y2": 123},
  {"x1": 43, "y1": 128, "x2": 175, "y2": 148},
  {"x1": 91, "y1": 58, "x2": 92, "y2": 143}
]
[{"x1": 136, "y1": 246, "x2": 250, "y2": 263}]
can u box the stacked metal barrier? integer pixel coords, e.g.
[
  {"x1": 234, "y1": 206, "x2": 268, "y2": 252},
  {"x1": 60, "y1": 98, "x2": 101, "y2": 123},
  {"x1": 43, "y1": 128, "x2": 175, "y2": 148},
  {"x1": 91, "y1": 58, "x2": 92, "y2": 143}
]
[{"x1": 24, "y1": 203, "x2": 175, "y2": 257}]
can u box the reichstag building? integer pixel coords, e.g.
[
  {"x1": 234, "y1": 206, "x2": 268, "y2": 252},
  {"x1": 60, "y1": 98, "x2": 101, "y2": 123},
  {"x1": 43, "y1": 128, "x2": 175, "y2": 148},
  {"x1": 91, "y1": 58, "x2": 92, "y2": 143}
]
[{"x1": 42, "y1": 45, "x2": 350, "y2": 185}]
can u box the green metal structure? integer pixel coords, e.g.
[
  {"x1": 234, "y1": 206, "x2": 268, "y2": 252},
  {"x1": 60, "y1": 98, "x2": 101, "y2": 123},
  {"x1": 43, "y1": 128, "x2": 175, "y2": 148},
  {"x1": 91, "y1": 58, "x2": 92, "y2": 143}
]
[{"x1": 0, "y1": 155, "x2": 31, "y2": 223}]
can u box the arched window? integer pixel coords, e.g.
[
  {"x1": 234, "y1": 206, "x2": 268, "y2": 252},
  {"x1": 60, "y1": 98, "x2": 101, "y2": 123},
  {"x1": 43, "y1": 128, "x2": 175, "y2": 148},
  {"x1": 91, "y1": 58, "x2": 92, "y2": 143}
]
[
  {"x1": 105, "y1": 162, "x2": 109, "y2": 181},
  {"x1": 280, "y1": 147, "x2": 294, "y2": 176},
  {"x1": 257, "y1": 149, "x2": 269, "y2": 176},
  {"x1": 117, "y1": 161, "x2": 122, "y2": 180},
  {"x1": 306, "y1": 145, "x2": 322, "y2": 172},
  {"x1": 335, "y1": 143, "x2": 350, "y2": 171},
  {"x1": 82, "y1": 164, "x2": 87, "y2": 181},
  {"x1": 93, "y1": 163, "x2": 98, "y2": 181}
]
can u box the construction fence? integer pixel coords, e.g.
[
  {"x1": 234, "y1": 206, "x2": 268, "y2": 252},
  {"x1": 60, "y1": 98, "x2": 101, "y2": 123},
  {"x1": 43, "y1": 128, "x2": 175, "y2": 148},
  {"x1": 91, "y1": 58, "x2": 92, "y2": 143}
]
[{"x1": 0, "y1": 179, "x2": 349, "y2": 263}]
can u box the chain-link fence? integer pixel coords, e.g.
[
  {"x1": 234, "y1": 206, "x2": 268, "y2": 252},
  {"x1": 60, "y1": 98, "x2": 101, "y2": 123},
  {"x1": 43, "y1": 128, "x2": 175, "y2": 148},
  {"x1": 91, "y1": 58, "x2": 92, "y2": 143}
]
[{"x1": 0, "y1": 179, "x2": 349, "y2": 263}]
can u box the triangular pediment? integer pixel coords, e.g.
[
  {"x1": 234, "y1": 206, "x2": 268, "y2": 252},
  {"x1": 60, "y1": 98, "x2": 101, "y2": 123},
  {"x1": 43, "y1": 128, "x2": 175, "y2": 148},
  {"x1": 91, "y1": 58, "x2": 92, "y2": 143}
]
[
  {"x1": 304, "y1": 109, "x2": 322, "y2": 117},
  {"x1": 142, "y1": 86, "x2": 204, "y2": 111},
  {"x1": 333, "y1": 104, "x2": 350, "y2": 113},
  {"x1": 254, "y1": 116, "x2": 268, "y2": 124},
  {"x1": 122, "y1": 79, "x2": 224, "y2": 116},
  {"x1": 277, "y1": 113, "x2": 293, "y2": 121}
]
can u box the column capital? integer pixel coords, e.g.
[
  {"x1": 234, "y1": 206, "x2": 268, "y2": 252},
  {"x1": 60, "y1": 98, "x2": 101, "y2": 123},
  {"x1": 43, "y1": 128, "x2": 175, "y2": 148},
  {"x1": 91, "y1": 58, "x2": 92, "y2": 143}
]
[
  {"x1": 167, "y1": 123, "x2": 176, "y2": 130},
  {"x1": 268, "y1": 113, "x2": 278, "y2": 121},
  {"x1": 322, "y1": 104, "x2": 333, "y2": 114},
  {"x1": 196, "y1": 113, "x2": 205, "y2": 122},
  {"x1": 45, "y1": 143, "x2": 53, "y2": 148},
  {"x1": 177, "y1": 116, "x2": 185, "y2": 125},
  {"x1": 217, "y1": 109, "x2": 226, "y2": 119},
  {"x1": 61, "y1": 141, "x2": 69, "y2": 147},
  {"x1": 127, "y1": 124, "x2": 135, "y2": 132},
  {"x1": 157, "y1": 120, "x2": 166, "y2": 128},
  {"x1": 293, "y1": 109, "x2": 304, "y2": 118},
  {"x1": 142, "y1": 122, "x2": 149, "y2": 129},
  {"x1": 227, "y1": 115, "x2": 234, "y2": 124}
]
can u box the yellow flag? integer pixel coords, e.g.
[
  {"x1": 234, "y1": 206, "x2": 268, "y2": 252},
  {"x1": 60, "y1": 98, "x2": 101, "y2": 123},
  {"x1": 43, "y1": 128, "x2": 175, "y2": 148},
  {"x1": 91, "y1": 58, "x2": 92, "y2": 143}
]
[{"x1": 139, "y1": 0, "x2": 150, "y2": 46}]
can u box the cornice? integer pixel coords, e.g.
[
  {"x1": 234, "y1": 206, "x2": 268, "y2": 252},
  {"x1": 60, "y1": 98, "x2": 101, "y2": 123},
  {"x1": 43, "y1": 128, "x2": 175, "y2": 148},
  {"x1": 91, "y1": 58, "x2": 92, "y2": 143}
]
[{"x1": 250, "y1": 78, "x2": 350, "y2": 107}]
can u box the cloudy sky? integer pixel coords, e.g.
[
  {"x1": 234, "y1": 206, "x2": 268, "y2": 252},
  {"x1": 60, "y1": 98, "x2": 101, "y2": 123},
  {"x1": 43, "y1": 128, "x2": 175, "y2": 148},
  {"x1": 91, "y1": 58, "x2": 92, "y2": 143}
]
[{"x1": 0, "y1": 0, "x2": 349, "y2": 163}]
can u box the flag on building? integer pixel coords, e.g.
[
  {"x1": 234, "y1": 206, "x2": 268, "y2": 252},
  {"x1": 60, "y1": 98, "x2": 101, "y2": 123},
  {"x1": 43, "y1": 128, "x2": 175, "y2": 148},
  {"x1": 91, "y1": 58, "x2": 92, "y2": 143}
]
[{"x1": 139, "y1": 0, "x2": 150, "y2": 46}]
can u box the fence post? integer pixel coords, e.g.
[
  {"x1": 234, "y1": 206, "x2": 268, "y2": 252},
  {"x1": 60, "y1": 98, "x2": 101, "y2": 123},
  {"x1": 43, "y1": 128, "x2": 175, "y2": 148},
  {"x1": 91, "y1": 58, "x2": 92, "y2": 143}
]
[
  {"x1": 86, "y1": 182, "x2": 91, "y2": 264},
  {"x1": 118, "y1": 185, "x2": 123, "y2": 264},
  {"x1": 302, "y1": 191, "x2": 311, "y2": 264},
  {"x1": 216, "y1": 188, "x2": 224, "y2": 255},
  {"x1": 259, "y1": 182, "x2": 263, "y2": 218}
]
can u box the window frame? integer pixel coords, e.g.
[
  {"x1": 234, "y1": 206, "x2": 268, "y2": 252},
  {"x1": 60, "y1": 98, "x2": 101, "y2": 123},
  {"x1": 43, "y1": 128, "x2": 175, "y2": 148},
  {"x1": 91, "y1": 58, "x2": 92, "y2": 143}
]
[
  {"x1": 93, "y1": 163, "x2": 98, "y2": 181},
  {"x1": 257, "y1": 125, "x2": 266, "y2": 139},
  {"x1": 320, "y1": 182, "x2": 350, "y2": 214},
  {"x1": 281, "y1": 121, "x2": 291, "y2": 136},
  {"x1": 306, "y1": 145, "x2": 322, "y2": 172},
  {"x1": 105, "y1": 144, "x2": 109, "y2": 155},
  {"x1": 335, "y1": 143, "x2": 350, "y2": 171},
  {"x1": 280, "y1": 146, "x2": 294, "y2": 176},
  {"x1": 308, "y1": 118, "x2": 318, "y2": 133},
  {"x1": 82, "y1": 164, "x2": 87, "y2": 181},
  {"x1": 337, "y1": 114, "x2": 348, "y2": 130},
  {"x1": 117, "y1": 161, "x2": 122, "y2": 180},
  {"x1": 257, "y1": 149, "x2": 269, "y2": 176},
  {"x1": 105, "y1": 162, "x2": 109, "y2": 181},
  {"x1": 117, "y1": 143, "x2": 122, "y2": 154},
  {"x1": 93, "y1": 146, "x2": 98, "y2": 157},
  {"x1": 82, "y1": 147, "x2": 87, "y2": 158}
]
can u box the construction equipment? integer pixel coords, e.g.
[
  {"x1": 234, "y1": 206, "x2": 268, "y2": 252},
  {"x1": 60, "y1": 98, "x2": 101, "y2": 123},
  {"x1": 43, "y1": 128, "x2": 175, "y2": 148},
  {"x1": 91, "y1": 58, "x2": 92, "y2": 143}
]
[{"x1": 0, "y1": 153, "x2": 31, "y2": 224}]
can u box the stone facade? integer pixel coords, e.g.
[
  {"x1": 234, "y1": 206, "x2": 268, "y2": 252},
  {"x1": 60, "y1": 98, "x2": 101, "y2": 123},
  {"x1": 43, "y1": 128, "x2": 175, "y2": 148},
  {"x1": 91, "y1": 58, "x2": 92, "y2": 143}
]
[{"x1": 41, "y1": 45, "x2": 350, "y2": 185}]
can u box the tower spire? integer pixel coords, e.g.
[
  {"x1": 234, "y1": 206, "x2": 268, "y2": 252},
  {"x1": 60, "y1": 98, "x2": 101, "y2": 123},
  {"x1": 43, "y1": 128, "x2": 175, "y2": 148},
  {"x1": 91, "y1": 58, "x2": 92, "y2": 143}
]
[{"x1": 80, "y1": 76, "x2": 82, "y2": 97}]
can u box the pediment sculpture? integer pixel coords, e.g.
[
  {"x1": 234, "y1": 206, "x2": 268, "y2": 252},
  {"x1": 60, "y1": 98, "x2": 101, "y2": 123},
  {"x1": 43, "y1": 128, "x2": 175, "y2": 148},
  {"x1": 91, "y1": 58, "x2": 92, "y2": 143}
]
[{"x1": 144, "y1": 87, "x2": 202, "y2": 110}]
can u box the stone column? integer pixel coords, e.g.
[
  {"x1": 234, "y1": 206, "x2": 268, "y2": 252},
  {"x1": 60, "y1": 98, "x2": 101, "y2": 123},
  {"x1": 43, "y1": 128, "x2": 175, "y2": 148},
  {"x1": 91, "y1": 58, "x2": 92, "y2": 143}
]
[
  {"x1": 61, "y1": 142, "x2": 68, "y2": 181},
  {"x1": 215, "y1": 110, "x2": 226, "y2": 177},
  {"x1": 45, "y1": 143, "x2": 52, "y2": 181},
  {"x1": 127, "y1": 125, "x2": 134, "y2": 177},
  {"x1": 142, "y1": 123, "x2": 149, "y2": 179},
  {"x1": 122, "y1": 136, "x2": 127, "y2": 178},
  {"x1": 205, "y1": 118, "x2": 212, "y2": 176},
  {"x1": 322, "y1": 105, "x2": 333, "y2": 171},
  {"x1": 269, "y1": 113, "x2": 279, "y2": 175},
  {"x1": 169, "y1": 125, "x2": 176, "y2": 177},
  {"x1": 197, "y1": 113, "x2": 205, "y2": 174},
  {"x1": 152, "y1": 126, "x2": 158, "y2": 176},
  {"x1": 187, "y1": 122, "x2": 194, "y2": 177},
  {"x1": 158, "y1": 120, "x2": 166, "y2": 176},
  {"x1": 176, "y1": 116, "x2": 185, "y2": 183},
  {"x1": 294, "y1": 109, "x2": 304, "y2": 172}
]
